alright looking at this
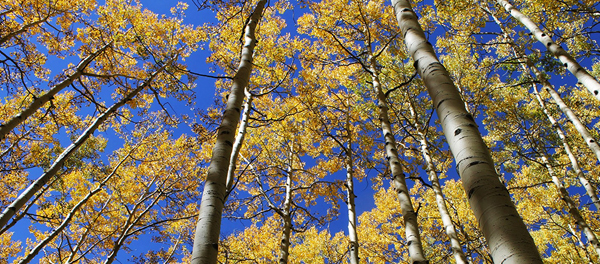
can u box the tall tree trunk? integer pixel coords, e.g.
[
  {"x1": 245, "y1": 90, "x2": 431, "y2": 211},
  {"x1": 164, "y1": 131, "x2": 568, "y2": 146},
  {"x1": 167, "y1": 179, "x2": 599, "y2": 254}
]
[
  {"x1": 0, "y1": 43, "x2": 111, "y2": 141},
  {"x1": 531, "y1": 83, "x2": 600, "y2": 211},
  {"x1": 278, "y1": 156, "x2": 293, "y2": 264},
  {"x1": 17, "y1": 147, "x2": 135, "y2": 264},
  {"x1": 495, "y1": 0, "x2": 600, "y2": 101},
  {"x1": 528, "y1": 64, "x2": 600, "y2": 163},
  {"x1": 191, "y1": 1, "x2": 266, "y2": 263},
  {"x1": 226, "y1": 90, "x2": 253, "y2": 193},
  {"x1": 486, "y1": 6, "x2": 600, "y2": 211},
  {"x1": 0, "y1": 61, "x2": 170, "y2": 231},
  {"x1": 406, "y1": 99, "x2": 468, "y2": 264},
  {"x1": 369, "y1": 56, "x2": 428, "y2": 263},
  {"x1": 345, "y1": 127, "x2": 359, "y2": 264},
  {"x1": 540, "y1": 155, "x2": 600, "y2": 257},
  {"x1": 569, "y1": 224, "x2": 595, "y2": 264},
  {"x1": 391, "y1": 1, "x2": 543, "y2": 263}
]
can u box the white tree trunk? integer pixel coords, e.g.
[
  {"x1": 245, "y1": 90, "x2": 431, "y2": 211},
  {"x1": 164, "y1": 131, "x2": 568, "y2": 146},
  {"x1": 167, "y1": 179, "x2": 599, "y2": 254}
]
[
  {"x1": 345, "y1": 136, "x2": 359, "y2": 264},
  {"x1": 541, "y1": 155, "x2": 600, "y2": 257},
  {"x1": 487, "y1": 6, "x2": 600, "y2": 211},
  {"x1": 407, "y1": 101, "x2": 468, "y2": 264},
  {"x1": 569, "y1": 224, "x2": 595, "y2": 264},
  {"x1": 16, "y1": 147, "x2": 135, "y2": 264},
  {"x1": 279, "y1": 158, "x2": 293, "y2": 264},
  {"x1": 190, "y1": 1, "x2": 266, "y2": 263},
  {"x1": 391, "y1": 0, "x2": 543, "y2": 263},
  {"x1": 369, "y1": 56, "x2": 427, "y2": 263},
  {"x1": 226, "y1": 90, "x2": 253, "y2": 192},
  {"x1": 532, "y1": 67, "x2": 600, "y2": 163},
  {"x1": 531, "y1": 83, "x2": 600, "y2": 211},
  {"x1": 0, "y1": 61, "x2": 169, "y2": 231},
  {"x1": 0, "y1": 43, "x2": 111, "y2": 141},
  {"x1": 496, "y1": 0, "x2": 600, "y2": 101}
]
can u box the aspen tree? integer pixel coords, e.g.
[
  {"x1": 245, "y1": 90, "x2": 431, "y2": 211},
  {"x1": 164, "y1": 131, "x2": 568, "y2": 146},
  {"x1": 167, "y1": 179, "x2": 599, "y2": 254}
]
[
  {"x1": 527, "y1": 74, "x2": 600, "y2": 210},
  {"x1": 278, "y1": 149, "x2": 294, "y2": 264},
  {"x1": 226, "y1": 90, "x2": 253, "y2": 192},
  {"x1": 484, "y1": 5, "x2": 600, "y2": 165},
  {"x1": 483, "y1": 5, "x2": 600, "y2": 210},
  {"x1": 0, "y1": 43, "x2": 111, "y2": 141},
  {"x1": 405, "y1": 98, "x2": 468, "y2": 264},
  {"x1": 307, "y1": 92, "x2": 361, "y2": 264},
  {"x1": 15, "y1": 144, "x2": 139, "y2": 264},
  {"x1": 495, "y1": 0, "x2": 600, "y2": 101},
  {"x1": 0, "y1": 59, "x2": 174, "y2": 231},
  {"x1": 345, "y1": 128, "x2": 360, "y2": 264},
  {"x1": 191, "y1": 1, "x2": 266, "y2": 262},
  {"x1": 368, "y1": 55, "x2": 428, "y2": 263},
  {"x1": 539, "y1": 154, "x2": 600, "y2": 257},
  {"x1": 569, "y1": 224, "x2": 596, "y2": 264},
  {"x1": 391, "y1": 0, "x2": 543, "y2": 263}
]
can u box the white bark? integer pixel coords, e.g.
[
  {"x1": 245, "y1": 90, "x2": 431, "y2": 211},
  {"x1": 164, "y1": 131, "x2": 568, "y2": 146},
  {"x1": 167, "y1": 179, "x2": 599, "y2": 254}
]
[
  {"x1": 407, "y1": 100, "x2": 468, "y2": 264},
  {"x1": 191, "y1": 1, "x2": 266, "y2": 263},
  {"x1": 279, "y1": 156, "x2": 293, "y2": 264},
  {"x1": 569, "y1": 224, "x2": 595, "y2": 264},
  {"x1": 0, "y1": 61, "x2": 169, "y2": 230},
  {"x1": 540, "y1": 155, "x2": 600, "y2": 257},
  {"x1": 531, "y1": 84, "x2": 600, "y2": 211},
  {"x1": 487, "y1": 6, "x2": 600, "y2": 211},
  {"x1": 0, "y1": 43, "x2": 111, "y2": 141},
  {"x1": 345, "y1": 134, "x2": 359, "y2": 264},
  {"x1": 530, "y1": 66, "x2": 600, "y2": 163},
  {"x1": 226, "y1": 90, "x2": 253, "y2": 192},
  {"x1": 17, "y1": 147, "x2": 135, "y2": 264},
  {"x1": 369, "y1": 56, "x2": 427, "y2": 263},
  {"x1": 496, "y1": 0, "x2": 600, "y2": 101},
  {"x1": 391, "y1": 0, "x2": 543, "y2": 263}
]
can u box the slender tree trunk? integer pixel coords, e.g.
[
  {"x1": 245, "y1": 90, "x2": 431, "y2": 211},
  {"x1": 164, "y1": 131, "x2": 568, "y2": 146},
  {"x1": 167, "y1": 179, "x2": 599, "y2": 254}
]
[
  {"x1": 419, "y1": 134, "x2": 468, "y2": 264},
  {"x1": 369, "y1": 56, "x2": 428, "y2": 263},
  {"x1": 226, "y1": 90, "x2": 253, "y2": 192},
  {"x1": 0, "y1": 15, "x2": 50, "y2": 46},
  {"x1": 391, "y1": 1, "x2": 543, "y2": 263},
  {"x1": 495, "y1": 0, "x2": 600, "y2": 101},
  {"x1": 0, "y1": 43, "x2": 111, "y2": 141},
  {"x1": 530, "y1": 66, "x2": 600, "y2": 163},
  {"x1": 17, "y1": 148, "x2": 135, "y2": 264},
  {"x1": 345, "y1": 130, "x2": 359, "y2": 264},
  {"x1": 407, "y1": 99, "x2": 468, "y2": 264},
  {"x1": 486, "y1": 6, "x2": 600, "y2": 210},
  {"x1": 0, "y1": 61, "x2": 169, "y2": 231},
  {"x1": 540, "y1": 155, "x2": 600, "y2": 257},
  {"x1": 103, "y1": 176, "x2": 163, "y2": 264},
  {"x1": 531, "y1": 83, "x2": 600, "y2": 211},
  {"x1": 278, "y1": 158, "x2": 293, "y2": 264},
  {"x1": 569, "y1": 224, "x2": 595, "y2": 264},
  {"x1": 191, "y1": 1, "x2": 266, "y2": 263}
]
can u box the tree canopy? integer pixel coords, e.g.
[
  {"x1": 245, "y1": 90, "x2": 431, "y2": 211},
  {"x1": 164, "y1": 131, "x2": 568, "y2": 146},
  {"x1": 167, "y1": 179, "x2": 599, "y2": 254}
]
[{"x1": 1, "y1": 0, "x2": 600, "y2": 263}]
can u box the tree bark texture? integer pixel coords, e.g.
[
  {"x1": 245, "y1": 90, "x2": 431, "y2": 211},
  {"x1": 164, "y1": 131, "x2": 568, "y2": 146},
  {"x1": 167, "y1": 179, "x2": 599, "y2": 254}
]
[
  {"x1": 226, "y1": 90, "x2": 253, "y2": 192},
  {"x1": 345, "y1": 138, "x2": 359, "y2": 264},
  {"x1": 391, "y1": 0, "x2": 543, "y2": 263},
  {"x1": 191, "y1": 1, "x2": 266, "y2": 263},
  {"x1": 541, "y1": 155, "x2": 600, "y2": 257},
  {"x1": 496, "y1": 0, "x2": 600, "y2": 101},
  {"x1": 369, "y1": 56, "x2": 428, "y2": 263}
]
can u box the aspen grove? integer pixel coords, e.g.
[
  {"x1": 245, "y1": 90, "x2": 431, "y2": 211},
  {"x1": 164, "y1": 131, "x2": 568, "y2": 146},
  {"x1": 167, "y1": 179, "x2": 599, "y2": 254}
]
[{"x1": 1, "y1": 0, "x2": 600, "y2": 263}]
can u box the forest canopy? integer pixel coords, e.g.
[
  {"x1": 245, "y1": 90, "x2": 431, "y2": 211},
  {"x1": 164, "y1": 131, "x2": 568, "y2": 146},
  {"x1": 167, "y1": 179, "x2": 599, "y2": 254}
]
[{"x1": 1, "y1": 0, "x2": 599, "y2": 263}]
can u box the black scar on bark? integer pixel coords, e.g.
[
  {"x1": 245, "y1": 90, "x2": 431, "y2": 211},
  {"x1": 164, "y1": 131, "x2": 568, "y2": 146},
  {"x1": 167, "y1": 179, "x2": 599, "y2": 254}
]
[{"x1": 454, "y1": 129, "x2": 462, "y2": 136}]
